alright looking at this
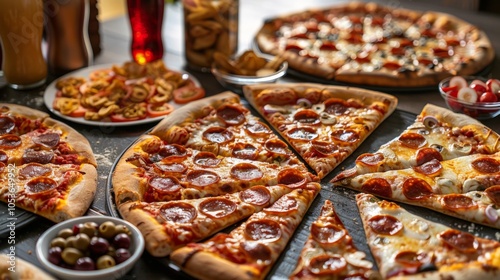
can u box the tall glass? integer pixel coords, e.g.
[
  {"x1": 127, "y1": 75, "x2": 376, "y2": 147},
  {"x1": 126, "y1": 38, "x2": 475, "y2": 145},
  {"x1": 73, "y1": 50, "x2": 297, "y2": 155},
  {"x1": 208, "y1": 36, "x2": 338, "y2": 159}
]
[
  {"x1": 0, "y1": 0, "x2": 47, "y2": 89},
  {"x1": 127, "y1": 0, "x2": 165, "y2": 65},
  {"x1": 183, "y1": 0, "x2": 239, "y2": 71}
]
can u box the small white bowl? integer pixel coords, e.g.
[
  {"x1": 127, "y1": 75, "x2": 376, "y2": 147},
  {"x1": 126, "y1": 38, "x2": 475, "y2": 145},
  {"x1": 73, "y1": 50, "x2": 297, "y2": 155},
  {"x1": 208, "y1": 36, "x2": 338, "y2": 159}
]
[
  {"x1": 211, "y1": 55, "x2": 287, "y2": 94},
  {"x1": 36, "y1": 216, "x2": 144, "y2": 280}
]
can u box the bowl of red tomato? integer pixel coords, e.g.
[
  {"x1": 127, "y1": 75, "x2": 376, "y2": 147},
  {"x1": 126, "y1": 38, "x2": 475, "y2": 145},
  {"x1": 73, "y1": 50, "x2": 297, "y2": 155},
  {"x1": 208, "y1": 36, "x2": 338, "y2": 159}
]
[{"x1": 439, "y1": 76, "x2": 500, "y2": 119}]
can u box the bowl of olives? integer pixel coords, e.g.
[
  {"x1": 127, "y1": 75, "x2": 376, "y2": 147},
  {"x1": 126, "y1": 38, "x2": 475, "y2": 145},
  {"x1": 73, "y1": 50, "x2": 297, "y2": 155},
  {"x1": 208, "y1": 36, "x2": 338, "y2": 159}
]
[{"x1": 36, "y1": 216, "x2": 144, "y2": 280}]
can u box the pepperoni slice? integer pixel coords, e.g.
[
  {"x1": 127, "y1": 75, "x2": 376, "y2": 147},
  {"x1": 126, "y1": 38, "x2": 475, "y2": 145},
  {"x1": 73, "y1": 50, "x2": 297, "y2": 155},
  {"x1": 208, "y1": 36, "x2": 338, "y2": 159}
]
[
  {"x1": 309, "y1": 255, "x2": 347, "y2": 275},
  {"x1": 264, "y1": 196, "x2": 298, "y2": 214},
  {"x1": 33, "y1": 132, "x2": 60, "y2": 148},
  {"x1": 199, "y1": 198, "x2": 236, "y2": 219},
  {"x1": 356, "y1": 153, "x2": 384, "y2": 166},
  {"x1": 153, "y1": 162, "x2": 187, "y2": 174},
  {"x1": 311, "y1": 140, "x2": 337, "y2": 156},
  {"x1": 156, "y1": 144, "x2": 187, "y2": 161},
  {"x1": 402, "y1": 178, "x2": 434, "y2": 200},
  {"x1": 148, "y1": 176, "x2": 182, "y2": 193},
  {"x1": 239, "y1": 186, "x2": 271, "y2": 206},
  {"x1": 416, "y1": 148, "x2": 443, "y2": 166},
  {"x1": 202, "y1": 127, "x2": 234, "y2": 144},
  {"x1": 311, "y1": 223, "x2": 346, "y2": 244},
  {"x1": 485, "y1": 186, "x2": 500, "y2": 206},
  {"x1": 293, "y1": 109, "x2": 320, "y2": 125},
  {"x1": 367, "y1": 215, "x2": 403, "y2": 235},
  {"x1": 439, "y1": 229, "x2": 478, "y2": 253},
  {"x1": 361, "y1": 178, "x2": 393, "y2": 198},
  {"x1": 22, "y1": 149, "x2": 54, "y2": 164},
  {"x1": 240, "y1": 242, "x2": 272, "y2": 262},
  {"x1": 324, "y1": 98, "x2": 350, "y2": 115},
  {"x1": 332, "y1": 129, "x2": 359, "y2": 143},
  {"x1": 231, "y1": 143, "x2": 258, "y2": 160},
  {"x1": 216, "y1": 104, "x2": 245, "y2": 126},
  {"x1": 287, "y1": 127, "x2": 318, "y2": 141},
  {"x1": 230, "y1": 163, "x2": 263, "y2": 181},
  {"x1": 160, "y1": 202, "x2": 197, "y2": 223},
  {"x1": 441, "y1": 194, "x2": 476, "y2": 210},
  {"x1": 398, "y1": 133, "x2": 426, "y2": 149},
  {"x1": 244, "y1": 220, "x2": 281, "y2": 241},
  {"x1": 264, "y1": 139, "x2": 289, "y2": 155},
  {"x1": 394, "y1": 251, "x2": 428, "y2": 267},
  {"x1": 0, "y1": 116, "x2": 15, "y2": 135},
  {"x1": 18, "y1": 163, "x2": 52, "y2": 179},
  {"x1": 244, "y1": 121, "x2": 272, "y2": 136},
  {"x1": 186, "y1": 170, "x2": 220, "y2": 187},
  {"x1": 25, "y1": 177, "x2": 57, "y2": 196},
  {"x1": 277, "y1": 168, "x2": 307, "y2": 188},
  {"x1": 413, "y1": 159, "x2": 442, "y2": 176},
  {"x1": 0, "y1": 151, "x2": 7, "y2": 163},
  {"x1": 471, "y1": 157, "x2": 500, "y2": 174},
  {"x1": 0, "y1": 134, "x2": 21, "y2": 149},
  {"x1": 193, "y1": 152, "x2": 221, "y2": 167}
]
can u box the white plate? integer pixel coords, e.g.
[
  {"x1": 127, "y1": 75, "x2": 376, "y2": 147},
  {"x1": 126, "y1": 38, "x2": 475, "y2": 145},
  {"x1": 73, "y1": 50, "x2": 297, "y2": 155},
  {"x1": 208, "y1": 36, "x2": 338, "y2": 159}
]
[{"x1": 44, "y1": 63, "x2": 203, "y2": 127}]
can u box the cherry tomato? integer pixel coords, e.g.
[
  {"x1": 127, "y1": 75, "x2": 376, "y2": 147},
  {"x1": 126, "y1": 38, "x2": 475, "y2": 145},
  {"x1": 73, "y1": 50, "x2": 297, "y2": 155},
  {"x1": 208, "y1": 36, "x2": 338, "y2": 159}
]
[
  {"x1": 146, "y1": 103, "x2": 174, "y2": 117},
  {"x1": 479, "y1": 91, "x2": 498, "y2": 103},
  {"x1": 109, "y1": 113, "x2": 144, "y2": 122},
  {"x1": 441, "y1": 85, "x2": 458, "y2": 94},
  {"x1": 470, "y1": 79, "x2": 487, "y2": 95},
  {"x1": 69, "y1": 105, "x2": 88, "y2": 118},
  {"x1": 449, "y1": 76, "x2": 467, "y2": 89},
  {"x1": 486, "y1": 78, "x2": 500, "y2": 94},
  {"x1": 173, "y1": 86, "x2": 205, "y2": 104}
]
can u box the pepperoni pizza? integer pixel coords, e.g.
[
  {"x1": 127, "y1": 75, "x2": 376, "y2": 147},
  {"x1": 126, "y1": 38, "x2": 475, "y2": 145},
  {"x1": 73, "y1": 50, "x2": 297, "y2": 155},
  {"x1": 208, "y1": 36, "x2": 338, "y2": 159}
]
[
  {"x1": 112, "y1": 92, "x2": 319, "y2": 258},
  {"x1": 255, "y1": 2, "x2": 494, "y2": 88},
  {"x1": 243, "y1": 83, "x2": 397, "y2": 179},
  {"x1": 170, "y1": 183, "x2": 321, "y2": 280},
  {"x1": 289, "y1": 200, "x2": 381, "y2": 280},
  {"x1": 0, "y1": 103, "x2": 97, "y2": 222},
  {"x1": 356, "y1": 193, "x2": 500, "y2": 279}
]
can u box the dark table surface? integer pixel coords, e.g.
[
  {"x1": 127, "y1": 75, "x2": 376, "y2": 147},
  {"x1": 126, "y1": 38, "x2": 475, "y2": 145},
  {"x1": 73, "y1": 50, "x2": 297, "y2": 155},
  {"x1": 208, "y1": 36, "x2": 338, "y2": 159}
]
[{"x1": 2, "y1": 1, "x2": 500, "y2": 279}]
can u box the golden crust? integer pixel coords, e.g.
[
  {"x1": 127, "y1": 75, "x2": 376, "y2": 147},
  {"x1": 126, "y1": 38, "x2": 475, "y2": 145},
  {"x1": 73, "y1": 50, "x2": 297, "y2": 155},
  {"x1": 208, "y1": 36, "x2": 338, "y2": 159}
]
[
  {"x1": 0, "y1": 254, "x2": 55, "y2": 280},
  {"x1": 0, "y1": 103, "x2": 50, "y2": 119},
  {"x1": 171, "y1": 248, "x2": 260, "y2": 280}
]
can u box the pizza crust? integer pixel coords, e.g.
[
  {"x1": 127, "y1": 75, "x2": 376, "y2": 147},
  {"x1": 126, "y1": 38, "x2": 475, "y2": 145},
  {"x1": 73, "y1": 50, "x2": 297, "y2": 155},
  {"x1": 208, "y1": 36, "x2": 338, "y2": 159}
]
[
  {"x1": 0, "y1": 254, "x2": 55, "y2": 280},
  {"x1": 171, "y1": 243, "x2": 261, "y2": 280},
  {"x1": 421, "y1": 103, "x2": 482, "y2": 127},
  {"x1": 0, "y1": 103, "x2": 49, "y2": 120}
]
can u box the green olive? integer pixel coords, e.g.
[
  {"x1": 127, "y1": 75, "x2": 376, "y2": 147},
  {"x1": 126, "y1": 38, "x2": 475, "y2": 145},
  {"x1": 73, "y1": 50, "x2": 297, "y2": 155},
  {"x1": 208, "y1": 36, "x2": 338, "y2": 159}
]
[
  {"x1": 114, "y1": 224, "x2": 131, "y2": 235},
  {"x1": 61, "y1": 247, "x2": 83, "y2": 265},
  {"x1": 74, "y1": 233, "x2": 90, "y2": 251},
  {"x1": 65, "y1": 236, "x2": 78, "y2": 248},
  {"x1": 50, "y1": 237, "x2": 67, "y2": 249},
  {"x1": 96, "y1": 255, "x2": 116, "y2": 270},
  {"x1": 98, "y1": 221, "x2": 116, "y2": 239},
  {"x1": 57, "y1": 228, "x2": 74, "y2": 239},
  {"x1": 106, "y1": 245, "x2": 116, "y2": 257},
  {"x1": 80, "y1": 222, "x2": 97, "y2": 237}
]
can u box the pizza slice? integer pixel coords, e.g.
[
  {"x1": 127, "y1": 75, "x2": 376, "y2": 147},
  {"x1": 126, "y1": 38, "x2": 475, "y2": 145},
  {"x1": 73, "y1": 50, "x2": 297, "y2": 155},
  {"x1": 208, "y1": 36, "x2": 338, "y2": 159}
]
[
  {"x1": 112, "y1": 134, "x2": 316, "y2": 205},
  {"x1": 0, "y1": 162, "x2": 97, "y2": 222},
  {"x1": 170, "y1": 182, "x2": 321, "y2": 280},
  {"x1": 332, "y1": 103, "x2": 500, "y2": 183},
  {"x1": 356, "y1": 193, "x2": 500, "y2": 279},
  {"x1": 336, "y1": 152, "x2": 500, "y2": 228},
  {"x1": 289, "y1": 200, "x2": 381, "y2": 280},
  {"x1": 118, "y1": 184, "x2": 296, "y2": 257},
  {"x1": 244, "y1": 83, "x2": 397, "y2": 179}
]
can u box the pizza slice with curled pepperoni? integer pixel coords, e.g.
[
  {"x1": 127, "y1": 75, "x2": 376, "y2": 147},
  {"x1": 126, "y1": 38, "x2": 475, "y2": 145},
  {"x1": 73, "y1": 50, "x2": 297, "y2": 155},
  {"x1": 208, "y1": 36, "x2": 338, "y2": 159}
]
[
  {"x1": 170, "y1": 182, "x2": 321, "y2": 280},
  {"x1": 289, "y1": 200, "x2": 381, "y2": 280},
  {"x1": 356, "y1": 193, "x2": 500, "y2": 280},
  {"x1": 332, "y1": 103, "x2": 500, "y2": 184},
  {"x1": 118, "y1": 184, "x2": 298, "y2": 257},
  {"x1": 344, "y1": 152, "x2": 500, "y2": 229}
]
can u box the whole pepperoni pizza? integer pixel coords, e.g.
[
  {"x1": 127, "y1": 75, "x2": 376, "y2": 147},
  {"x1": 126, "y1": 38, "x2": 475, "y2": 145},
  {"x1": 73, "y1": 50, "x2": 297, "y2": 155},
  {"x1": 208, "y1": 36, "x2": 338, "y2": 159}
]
[
  {"x1": 255, "y1": 1, "x2": 494, "y2": 88},
  {"x1": 0, "y1": 104, "x2": 97, "y2": 222}
]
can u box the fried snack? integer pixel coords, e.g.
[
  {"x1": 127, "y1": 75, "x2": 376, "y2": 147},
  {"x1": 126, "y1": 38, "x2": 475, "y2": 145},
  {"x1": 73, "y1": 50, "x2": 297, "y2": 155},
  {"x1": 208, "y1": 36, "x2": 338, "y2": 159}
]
[{"x1": 213, "y1": 50, "x2": 285, "y2": 76}]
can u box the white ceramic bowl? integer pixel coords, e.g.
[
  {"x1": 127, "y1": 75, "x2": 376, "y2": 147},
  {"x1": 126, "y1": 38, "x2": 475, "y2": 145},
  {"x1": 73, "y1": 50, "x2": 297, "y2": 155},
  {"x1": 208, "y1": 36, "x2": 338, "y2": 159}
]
[
  {"x1": 439, "y1": 76, "x2": 500, "y2": 120},
  {"x1": 36, "y1": 216, "x2": 144, "y2": 280},
  {"x1": 211, "y1": 55, "x2": 287, "y2": 94}
]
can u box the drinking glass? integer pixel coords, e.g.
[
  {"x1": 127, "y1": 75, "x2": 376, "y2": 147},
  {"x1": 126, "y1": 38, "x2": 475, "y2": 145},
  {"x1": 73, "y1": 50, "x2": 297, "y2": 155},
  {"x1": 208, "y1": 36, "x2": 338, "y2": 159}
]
[
  {"x1": 127, "y1": 0, "x2": 165, "y2": 64},
  {"x1": 0, "y1": 0, "x2": 47, "y2": 89}
]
